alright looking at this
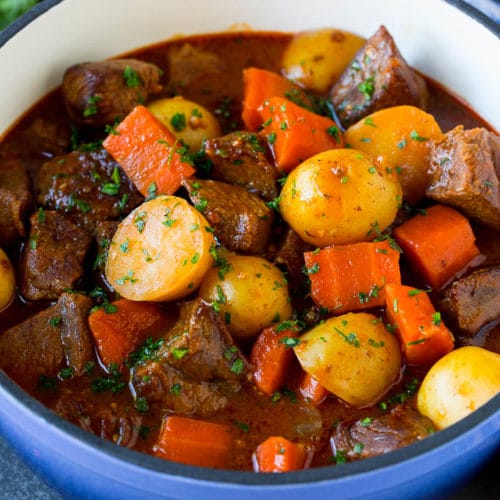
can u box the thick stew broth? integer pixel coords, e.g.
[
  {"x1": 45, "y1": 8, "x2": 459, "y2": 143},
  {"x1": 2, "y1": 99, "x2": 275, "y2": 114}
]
[{"x1": 0, "y1": 30, "x2": 498, "y2": 471}]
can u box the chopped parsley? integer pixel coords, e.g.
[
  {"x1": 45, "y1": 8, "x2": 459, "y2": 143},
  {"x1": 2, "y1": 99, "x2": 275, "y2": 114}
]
[{"x1": 123, "y1": 66, "x2": 141, "y2": 88}]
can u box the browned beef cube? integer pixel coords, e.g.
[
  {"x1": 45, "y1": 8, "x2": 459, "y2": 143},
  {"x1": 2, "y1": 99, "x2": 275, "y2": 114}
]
[
  {"x1": 183, "y1": 177, "x2": 274, "y2": 255},
  {"x1": 331, "y1": 405, "x2": 435, "y2": 461},
  {"x1": 59, "y1": 292, "x2": 94, "y2": 373},
  {"x1": 205, "y1": 132, "x2": 278, "y2": 201},
  {"x1": 427, "y1": 126, "x2": 500, "y2": 229},
  {"x1": 93, "y1": 220, "x2": 119, "y2": 273},
  {"x1": 132, "y1": 298, "x2": 250, "y2": 416},
  {"x1": 0, "y1": 292, "x2": 93, "y2": 385},
  {"x1": 0, "y1": 158, "x2": 33, "y2": 247},
  {"x1": 439, "y1": 266, "x2": 500, "y2": 338},
  {"x1": 62, "y1": 59, "x2": 162, "y2": 127},
  {"x1": 54, "y1": 394, "x2": 143, "y2": 447},
  {"x1": 272, "y1": 227, "x2": 312, "y2": 286},
  {"x1": 37, "y1": 149, "x2": 143, "y2": 232},
  {"x1": 21, "y1": 211, "x2": 92, "y2": 301},
  {"x1": 330, "y1": 25, "x2": 428, "y2": 127}
]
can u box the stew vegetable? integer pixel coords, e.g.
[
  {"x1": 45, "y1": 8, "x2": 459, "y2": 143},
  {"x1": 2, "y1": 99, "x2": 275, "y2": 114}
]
[{"x1": 0, "y1": 26, "x2": 499, "y2": 471}]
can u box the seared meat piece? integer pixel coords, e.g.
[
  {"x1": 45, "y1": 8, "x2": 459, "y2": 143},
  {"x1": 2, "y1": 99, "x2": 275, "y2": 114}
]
[
  {"x1": 0, "y1": 158, "x2": 33, "y2": 247},
  {"x1": 330, "y1": 25, "x2": 428, "y2": 127},
  {"x1": 62, "y1": 59, "x2": 163, "y2": 127},
  {"x1": 59, "y1": 292, "x2": 94, "y2": 372},
  {"x1": 426, "y1": 126, "x2": 500, "y2": 229},
  {"x1": 26, "y1": 117, "x2": 72, "y2": 157},
  {"x1": 183, "y1": 177, "x2": 274, "y2": 255},
  {"x1": 168, "y1": 43, "x2": 227, "y2": 93},
  {"x1": 93, "y1": 220, "x2": 119, "y2": 274},
  {"x1": 205, "y1": 132, "x2": 278, "y2": 201},
  {"x1": 439, "y1": 266, "x2": 500, "y2": 338},
  {"x1": 21, "y1": 211, "x2": 92, "y2": 301},
  {"x1": 0, "y1": 292, "x2": 93, "y2": 385},
  {"x1": 272, "y1": 227, "x2": 312, "y2": 286},
  {"x1": 331, "y1": 405, "x2": 435, "y2": 461},
  {"x1": 54, "y1": 395, "x2": 143, "y2": 448},
  {"x1": 37, "y1": 149, "x2": 143, "y2": 232},
  {"x1": 132, "y1": 298, "x2": 250, "y2": 416}
]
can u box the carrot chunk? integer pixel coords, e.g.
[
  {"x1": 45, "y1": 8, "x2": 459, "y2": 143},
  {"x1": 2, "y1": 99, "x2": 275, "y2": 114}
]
[
  {"x1": 250, "y1": 324, "x2": 299, "y2": 396},
  {"x1": 298, "y1": 372, "x2": 329, "y2": 406},
  {"x1": 103, "y1": 105, "x2": 195, "y2": 197},
  {"x1": 258, "y1": 97, "x2": 343, "y2": 172},
  {"x1": 304, "y1": 240, "x2": 401, "y2": 314},
  {"x1": 385, "y1": 284, "x2": 454, "y2": 366},
  {"x1": 254, "y1": 436, "x2": 308, "y2": 473},
  {"x1": 393, "y1": 204, "x2": 480, "y2": 290},
  {"x1": 242, "y1": 67, "x2": 312, "y2": 132},
  {"x1": 153, "y1": 415, "x2": 232, "y2": 468},
  {"x1": 88, "y1": 298, "x2": 164, "y2": 367}
]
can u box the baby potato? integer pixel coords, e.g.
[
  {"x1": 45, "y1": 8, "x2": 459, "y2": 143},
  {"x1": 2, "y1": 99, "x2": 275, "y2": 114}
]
[
  {"x1": 417, "y1": 346, "x2": 500, "y2": 429},
  {"x1": 105, "y1": 195, "x2": 215, "y2": 302},
  {"x1": 344, "y1": 105, "x2": 443, "y2": 204},
  {"x1": 279, "y1": 148, "x2": 402, "y2": 247},
  {"x1": 148, "y1": 97, "x2": 221, "y2": 151},
  {"x1": 294, "y1": 312, "x2": 402, "y2": 407},
  {"x1": 281, "y1": 28, "x2": 365, "y2": 93},
  {"x1": 198, "y1": 255, "x2": 292, "y2": 339},
  {"x1": 0, "y1": 247, "x2": 15, "y2": 311}
]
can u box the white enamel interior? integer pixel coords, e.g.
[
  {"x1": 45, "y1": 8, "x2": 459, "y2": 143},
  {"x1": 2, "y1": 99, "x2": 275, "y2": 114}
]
[{"x1": 0, "y1": 0, "x2": 499, "y2": 136}]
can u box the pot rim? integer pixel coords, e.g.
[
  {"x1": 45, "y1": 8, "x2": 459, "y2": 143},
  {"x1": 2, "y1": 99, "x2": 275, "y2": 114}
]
[{"x1": 0, "y1": 0, "x2": 499, "y2": 488}]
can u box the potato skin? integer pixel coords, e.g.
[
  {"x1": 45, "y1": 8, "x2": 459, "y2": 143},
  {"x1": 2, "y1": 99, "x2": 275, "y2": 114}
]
[
  {"x1": 294, "y1": 312, "x2": 402, "y2": 407},
  {"x1": 198, "y1": 255, "x2": 293, "y2": 339},
  {"x1": 344, "y1": 105, "x2": 443, "y2": 204},
  {"x1": 148, "y1": 96, "x2": 221, "y2": 151},
  {"x1": 0, "y1": 248, "x2": 15, "y2": 311},
  {"x1": 281, "y1": 28, "x2": 365, "y2": 93},
  {"x1": 105, "y1": 195, "x2": 215, "y2": 302},
  {"x1": 417, "y1": 346, "x2": 500, "y2": 429},
  {"x1": 279, "y1": 148, "x2": 402, "y2": 247}
]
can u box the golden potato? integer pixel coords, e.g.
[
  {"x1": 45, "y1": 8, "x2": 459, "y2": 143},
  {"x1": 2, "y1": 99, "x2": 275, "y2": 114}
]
[
  {"x1": 294, "y1": 312, "x2": 402, "y2": 407},
  {"x1": 148, "y1": 97, "x2": 221, "y2": 151},
  {"x1": 344, "y1": 105, "x2": 443, "y2": 204},
  {"x1": 279, "y1": 148, "x2": 402, "y2": 247},
  {"x1": 106, "y1": 195, "x2": 215, "y2": 301},
  {"x1": 417, "y1": 346, "x2": 500, "y2": 429},
  {"x1": 198, "y1": 255, "x2": 292, "y2": 339},
  {"x1": 281, "y1": 28, "x2": 365, "y2": 93},
  {"x1": 0, "y1": 247, "x2": 15, "y2": 311}
]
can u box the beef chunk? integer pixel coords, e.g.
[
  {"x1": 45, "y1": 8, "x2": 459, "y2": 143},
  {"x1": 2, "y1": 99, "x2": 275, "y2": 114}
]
[
  {"x1": 21, "y1": 211, "x2": 92, "y2": 301},
  {"x1": 183, "y1": 178, "x2": 274, "y2": 254},
  {"x1": 59, "y1": 292, "x2": 94, "y2": 372},
  {"x1": 26, "y1": 117, "x2": 72, "y2": 157},
  {"x1": 62, "y1": 59, "x2": 162, "y2": 127},
  {"x1": 0, "y1": 158, "x2": 33, "y2": 247},
  {"x1": 330, "y1": 25, "x2": 428, "y2": 127},
  {"x1": 426, "y1": 126, "x2": 500, "y2": 229},
  {"x1": 37, "y1": 149, "x2": 143, "y2": 232},
  {"x1": 439, "y1": 266, "x2": 500, "y2": 338},
  {"x1": 331, "y1": 405, "x2": 435, "y2": 460},
  {"x1": 132, "y1": 298, "x2": 250, "y2": 416},
  {"x1": 272, "y1": 227, "x2": 312, "y2": 286},
  {"x1": 168, "y1": 43, "x2": 226, "y2": 93},
  {"x1": 205, "y1": 132, "x2": 278, "y2": 201},
  {"x1": 54, "y1": 395, "x2": 143, "y2": 448},
  {"x1": 0, "y1": 292, "x2": 93, "y2": 385},
  {"x1": 93, "y1": 220, "x2": 119, "y2": 273}
]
